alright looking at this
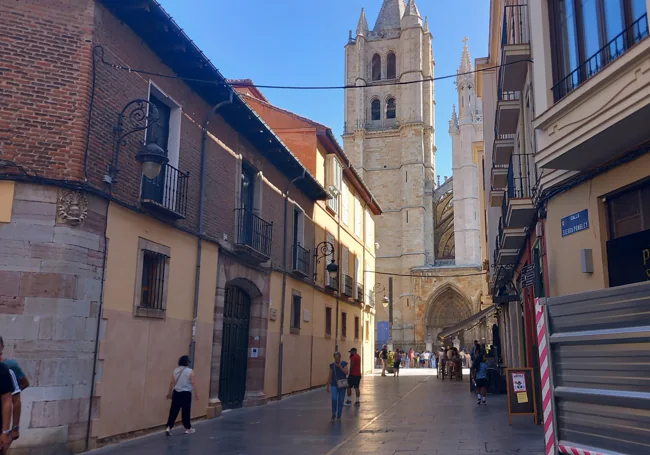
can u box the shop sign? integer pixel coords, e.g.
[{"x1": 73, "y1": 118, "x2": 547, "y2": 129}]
[
  {"x1": 607, "y1": 228, "x2": 650, "y2": 287},
  {"x1": 561, "y1": 209, "x2": 589, "y2": 237},
  {"x1": 520, "y1": 264, "x2": 535, "y2": 288}
]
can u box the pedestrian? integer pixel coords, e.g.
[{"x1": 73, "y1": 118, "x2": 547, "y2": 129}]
[
  {"x1": 0, "y1": 360, "x2": 18, "y2": 455},
  {"x1": 408, "y1": 348, "x2": 414, "y2": 368},
  {"x1": 375, "y1": 348, "x2": 381, "y2": 369},
  {"x1": 0, "y1": 337, "x2": 27, "y2": 443},
  {"x1": 165, "y1": 355, "x2": 198, "y2": 436},
  {"x1": 473, "y1": 350, "x2": 489, "y2": 405},
  {"x1": 471, "y1": 340, "x2": 480, "y2": 359},
  {"x1": 345, "y1": 348, "x2": 362, "y2": 407},
  {"x1": 326, "y1": 351, "x2": 349, "y2": 420},
  {"x1": 380, "y1": 344, "x2": 388, "y2": 377},
  {"x1": 393, "y1": 350, "x2": 402, "y2": 377}
]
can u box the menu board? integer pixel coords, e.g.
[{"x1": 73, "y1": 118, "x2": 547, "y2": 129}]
[{"x1": 505, "y1": 368, "x2": 537, "y2": 425}]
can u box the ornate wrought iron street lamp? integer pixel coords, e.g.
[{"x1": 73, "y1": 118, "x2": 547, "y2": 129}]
[
  {"x1": 106, "y1": 99, "x2": 168, "y2": 184},
  {"x1": 313, "y1": 241, "x2": 338, "y2": 282},
  {"x1": 371, "y1": 283, "x2": 390, "y2": 307}
]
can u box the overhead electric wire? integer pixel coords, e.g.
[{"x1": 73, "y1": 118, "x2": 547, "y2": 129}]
[
  {"x1": 97, "y1": 47, "x2": 532, "y2": 91},
  {"x1": 366, "y1": 270, "x2": 487, "y2": 278}
]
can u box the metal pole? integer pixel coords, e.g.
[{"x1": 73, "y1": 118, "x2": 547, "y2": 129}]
[{"x1": 388, "y1": 277, "x2": 393, "y2": 344}]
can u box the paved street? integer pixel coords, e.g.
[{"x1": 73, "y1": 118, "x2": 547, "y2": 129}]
[{"x1": 89, "y1": 370, "x2": 544, "y2": 455}]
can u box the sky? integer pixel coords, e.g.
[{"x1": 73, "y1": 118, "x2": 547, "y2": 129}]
[{"x1": 158, "y1": 0, "x2": 490, "y2": 179}]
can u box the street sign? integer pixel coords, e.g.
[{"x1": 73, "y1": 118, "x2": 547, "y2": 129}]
[
  {"x1": 520, "y1": 264, "x2": 535, "y2": 288},
  {"x1": 561, "y1": 209, "x2": 589, "y2": 237}
]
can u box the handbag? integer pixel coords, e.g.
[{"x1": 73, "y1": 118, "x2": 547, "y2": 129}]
[{"x1": 332, "y1": 364, "x2": 348, "y2": 389}]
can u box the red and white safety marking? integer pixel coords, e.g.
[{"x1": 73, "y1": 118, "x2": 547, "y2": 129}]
[
  {"x1": 557, "y1": 444, "x2": 617, "y2": 455},
  {"x1": 535, "y1": 298, "x2": 555, "y2": 455}
]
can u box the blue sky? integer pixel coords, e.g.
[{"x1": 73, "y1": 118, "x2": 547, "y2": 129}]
[{"x1": 159, "y1": 0, "x2": 489, "y2": 178}]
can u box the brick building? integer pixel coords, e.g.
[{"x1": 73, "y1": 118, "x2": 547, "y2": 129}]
[{"x1": 0, "y1": 0, "x2": 345, "y2": 452}]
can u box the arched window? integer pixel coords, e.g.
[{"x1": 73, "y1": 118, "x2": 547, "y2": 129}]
[
  {"x1": 386, "y1": 97, "x2": 396, "y2": 119},
  {"x1": 387, "y1": 52, "x2": 396, "y2": 79},
  {"x1": 371, "y1": 54, "x2": 381, "y2": 81},
  {"x1": 371, "y1": 99, "x2": 381, "y2": 121}
]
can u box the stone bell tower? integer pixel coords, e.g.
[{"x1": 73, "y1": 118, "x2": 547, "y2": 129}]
[{"x1": 343, "y1": 0, "x2": 436, "y2": 344}]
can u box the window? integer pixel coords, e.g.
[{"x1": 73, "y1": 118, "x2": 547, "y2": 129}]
[
  {"x1": 386, "y1": 97, "x2": 396, "y2": 119},
  {"x1": 549, "y1": 0, "x2": 648, "y2": 100},
  {"x1": 354, "y1": 316, "x2": 360, "y2": 339},
  {"x1": 365, "y1": 209, "x2": 373, "y2": 246},
  {"x1": 342, "y1": 183, "x2": 350, "y2": 226},
  {"x1": 325, "y1": 232, "x2": 336, "y2": 287},
  {"x1": 371, "y1": 53, "x2": 381, "y2": 81},
  {"x1": 147, "y1": 94, "x2": 171, "y2": 149},
  {"x1": 608, "y1": 183, "x2": 650, "y2": 239},
  {"x1": 325, "y1": 307, "x2": 332, "y2": 336},
  {"x1": 387, "y1": 52, "x2": 397, "y2": 79},
  {"x1": 355, "y1": 255, "x2": 361, "y2": 299},
  {"x1": 291, "y1": 293, "x2": 302, "y2": 333},
  {"x1": 134, "y1": 238, "x2": 171, "y2": 319},
  {"x1": 355, "y1": 198, "x2": 362, "y2": 237},
  {"x1": 342, "y1": 312, "x2": 348, "y2": 338},
  {"x1": 292, "y1": 206, "x2": 304, "y2": 247},
  {"x1": 371, "y1": 99, "x2": 381, "y2": 121},
  {"x1": 325, "y1": 155, "x2": 343, "y2": 192}
]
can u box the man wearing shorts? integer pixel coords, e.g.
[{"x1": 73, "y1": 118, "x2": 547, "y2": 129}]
[{"x1": 345, "y1": 348, "x2": 362, "y2": 406}]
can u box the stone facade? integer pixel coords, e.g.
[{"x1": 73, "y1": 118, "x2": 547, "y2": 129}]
[{"x1": 0, "y1": 183, "x2": 105, "y2": 454}]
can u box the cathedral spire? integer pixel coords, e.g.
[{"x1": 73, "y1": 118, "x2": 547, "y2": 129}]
[
  {"x1": 458, "y1": 36, "x2": 473, "y2": 74},
  {"x1": 449, "y1": 104, "x2": 459, "y2": 133},
  {"x1": 403, "y1": 0, "x2": 421, "y2": 18},
  {"x1": 423, "y1": 16, "x2": 430, "y2": 34},
  {"x1": 356, "y1": 8, "x2": 369, "y2": 36},
  {"x1": 374, "y1": 0, "x2": 406, "y2": 31}
]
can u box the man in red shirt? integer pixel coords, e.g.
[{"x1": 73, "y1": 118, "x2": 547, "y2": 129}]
[{"x1": 345, "y1": 348, "x2": 362, "y2": 406}]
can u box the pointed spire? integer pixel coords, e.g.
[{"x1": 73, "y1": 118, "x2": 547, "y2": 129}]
[
  {"x1": 458, "y1": 36, "x2": 473, "y2": 74},
  {"x1": 449, "y1": 104, "x2": 459, "y2": 133},
  {"x1": 356, "y1": 8, "x2": 369, "y2": 36},
  {"x1": 423, "y1": 16, "x2": 430, "y2": 33},
  {"x1": 374, "y1": 0, "x2": 406, "y2": 31},
  {"x1": 404, "y1": 0, "x2": 421, "y2": 18}
]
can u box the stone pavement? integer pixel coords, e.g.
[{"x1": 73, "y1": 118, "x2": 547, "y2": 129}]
[{"x1": 88, "y1": 369, "x2": 544, "y2": 455}]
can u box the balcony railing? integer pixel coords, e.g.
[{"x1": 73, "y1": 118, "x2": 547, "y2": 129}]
[
  {"x1": 141, "y1": 163, "x2": 189, "y2": 219},
  {"x1": 343, "y1": 275, "x2": 354, "y2": 297},
  {"x1": 502, "y1": 5, "x2": 529, "y2": 46},
  {"x1": 552, "y1": 13, "x2": 649, "y2": 102},
  {"x1": 356, "y1": 283, "x2": 364, "y2": 303},
  {"x1": 292, "y1": 243, "x2": 310, "y2": 277},
  {"x1": 507, "y1": 153, "x2": 538, "y2": 200},
  {"x1": 326, "y1": 275, "x2": 339, "y2": 292},
  {"x1": 234, "y1": 208, "x2": 273, "y2": 259}
]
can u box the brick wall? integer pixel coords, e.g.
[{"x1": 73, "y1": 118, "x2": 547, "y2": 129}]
[{"x1": 0, "y1": 0, "x2": 95, "y2": 181}]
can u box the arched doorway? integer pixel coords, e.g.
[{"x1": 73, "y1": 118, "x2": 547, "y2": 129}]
[
  {"x1": 218, "y1": 285, "x2": 251, "y2": 409},
  {"x1": 425, "y1": 285, "x2": 473, "y2": 349}
]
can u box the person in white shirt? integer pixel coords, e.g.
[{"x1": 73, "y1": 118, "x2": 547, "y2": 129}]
[{"x1": 165, "y1": 355, "x2": 199, "y2": 436}]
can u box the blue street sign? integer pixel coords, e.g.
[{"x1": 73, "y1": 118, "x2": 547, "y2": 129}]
[{"x1": 561, "y1": 209, "x2": 589, "y2": 237}]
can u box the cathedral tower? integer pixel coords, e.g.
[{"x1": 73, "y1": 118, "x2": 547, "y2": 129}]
[
  {"x1": 450, "y1": 38, "x2": 483, "y2": 266},
  {"x1": 343, "y1": 0, "x2": 435, "y2": 343}
]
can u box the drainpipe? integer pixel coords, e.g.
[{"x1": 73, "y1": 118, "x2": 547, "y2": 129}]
[
  {"x1": 190, "y1": 90, "x2": 233, "y2": 364},
  {"x1": 277, "y1": 169, "x2": 307, "y2": 400}
]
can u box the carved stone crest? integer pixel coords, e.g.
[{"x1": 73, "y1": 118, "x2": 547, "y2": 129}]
[{"x1": 58, "y1": 190, "x2": 88, "y2": 225}]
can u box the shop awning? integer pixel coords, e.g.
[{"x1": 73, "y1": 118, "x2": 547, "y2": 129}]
[{"x1": 438, "y1": 306, "x2": 496, "y2": 340}]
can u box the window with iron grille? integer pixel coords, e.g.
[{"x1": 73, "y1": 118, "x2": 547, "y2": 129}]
[
  {"x1": 325, "y1": 307, "x2": 332, "y2": 337},
  {"x1": 342, "y1": 312, "x2": 348, "y2": 338},
  {"x1": 354, "y1": 316, "x2": 360, "y2": 340},
  {"x1": 291, "y1": 293, "x2": 302, "y2": 333},
  {"x1": 134, "y1": 238, "x2": 170, "y2": 319}
]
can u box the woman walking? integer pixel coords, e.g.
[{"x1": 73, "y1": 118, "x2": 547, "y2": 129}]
[
  {"x1": 326, "y1": 352, "x2": 349, "y2": 421},
  {"x1": 165, "y1": 355, "x2": 199, "y2": 435},
  {"x1": 473, "y1": 350, "x2": 489, "y2": 405}
]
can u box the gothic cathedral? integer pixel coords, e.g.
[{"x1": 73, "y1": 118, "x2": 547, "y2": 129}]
[{"x1": 343, "y1": 0, "x2": 490, "y2": 350}]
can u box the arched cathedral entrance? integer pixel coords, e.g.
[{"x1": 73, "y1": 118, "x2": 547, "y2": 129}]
[{"x1": 425, "y1": 284, "x2": 476, "y2": 349}]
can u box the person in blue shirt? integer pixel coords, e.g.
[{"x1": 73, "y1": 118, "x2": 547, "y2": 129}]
[
  {"x1": 326, "y1": 352, "x2": 349, "y2": 421},
  {"x1": 0, "y1": 337, "x2": 27, "y2": 442},
  {"x1": 473, "y1": 349, "x2": 489, "y2": 405}
]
